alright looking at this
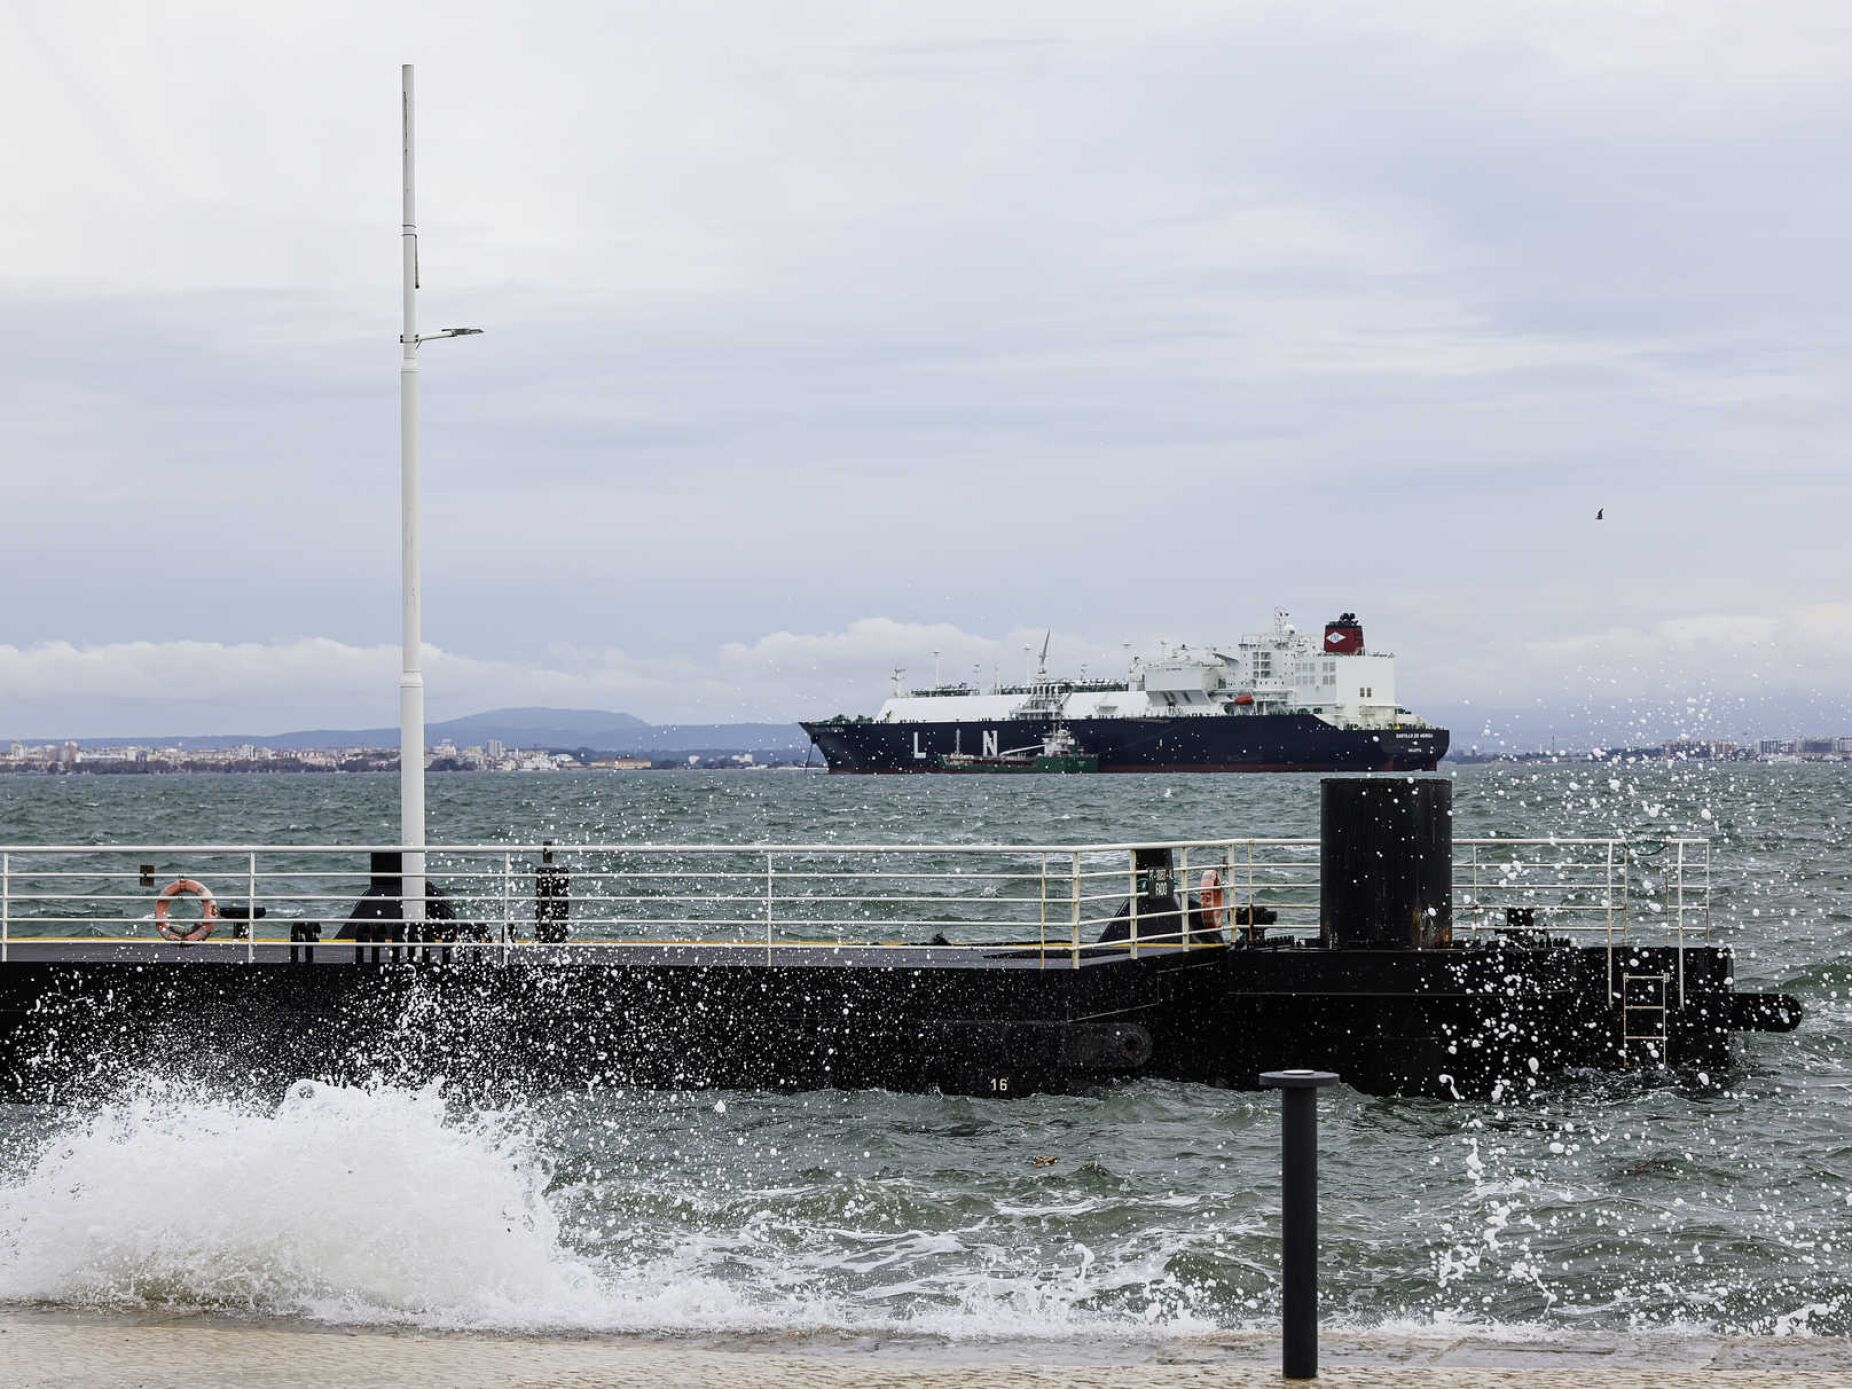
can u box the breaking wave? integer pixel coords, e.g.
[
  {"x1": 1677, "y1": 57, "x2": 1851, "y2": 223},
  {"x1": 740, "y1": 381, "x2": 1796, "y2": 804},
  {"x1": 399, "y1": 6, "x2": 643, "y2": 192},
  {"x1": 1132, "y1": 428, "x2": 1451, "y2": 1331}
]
[
  {"x1": 0, "y1": 1082, "x2": 625, "y2": 1328},
  {"x1": 0, "y1": 1081, "x2": 1226, "y2": 1337}
]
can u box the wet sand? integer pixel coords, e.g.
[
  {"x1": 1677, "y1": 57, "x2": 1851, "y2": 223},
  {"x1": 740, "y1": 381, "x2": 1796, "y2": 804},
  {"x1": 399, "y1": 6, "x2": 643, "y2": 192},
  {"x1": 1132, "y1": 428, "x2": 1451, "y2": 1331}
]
[{"x1": 1, "y1": 1312, "x2": 1846, "y2": 1388}]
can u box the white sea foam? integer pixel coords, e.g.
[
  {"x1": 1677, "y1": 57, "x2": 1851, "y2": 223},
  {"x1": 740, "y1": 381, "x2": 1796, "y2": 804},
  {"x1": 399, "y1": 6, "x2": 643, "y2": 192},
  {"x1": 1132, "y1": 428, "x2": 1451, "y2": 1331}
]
[
  {"x1": 0, "y1": 1082, "x2": 1220, "y2": 1337},
  {"x1": 0, "y1": 1081, "x2": 631, "y2": 1328}
]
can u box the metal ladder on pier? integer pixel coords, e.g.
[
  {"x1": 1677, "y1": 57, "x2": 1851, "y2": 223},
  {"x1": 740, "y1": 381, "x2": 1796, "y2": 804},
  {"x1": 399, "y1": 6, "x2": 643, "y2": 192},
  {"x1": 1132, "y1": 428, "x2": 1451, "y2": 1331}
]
[{"x1": 1621, "y1": 972, "x2": 1671, "y2": 1062}]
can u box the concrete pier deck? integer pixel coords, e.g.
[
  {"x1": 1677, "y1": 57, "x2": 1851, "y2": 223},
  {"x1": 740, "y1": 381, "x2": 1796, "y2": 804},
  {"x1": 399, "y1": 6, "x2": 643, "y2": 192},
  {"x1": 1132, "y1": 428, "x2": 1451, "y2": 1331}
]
[{"x1": 1, "y1": 1311, "x2": 1844, "y2": 1388}]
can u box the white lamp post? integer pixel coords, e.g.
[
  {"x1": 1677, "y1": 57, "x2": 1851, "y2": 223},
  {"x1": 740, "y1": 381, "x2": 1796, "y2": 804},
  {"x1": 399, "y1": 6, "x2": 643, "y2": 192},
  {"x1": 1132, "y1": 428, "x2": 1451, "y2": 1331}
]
[{"x1": 400, "y1": 63, "x2": 479, "y2": 921}]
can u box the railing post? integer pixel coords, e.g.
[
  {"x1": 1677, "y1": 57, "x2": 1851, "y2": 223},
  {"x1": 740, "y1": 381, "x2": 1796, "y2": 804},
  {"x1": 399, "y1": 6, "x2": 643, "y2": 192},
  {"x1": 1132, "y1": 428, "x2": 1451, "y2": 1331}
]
[
  {"x1": 1621, "y1": 841, "x2": 1631, "y2": 944},
  {"x1": 1615, "y1": 840, "x2": 1629, "y2": 1001},
  {"x1": 1069, "y1": 850, "x2": 1081, "y2": 969},
  {"x1": 1128, "y1": 857, "x2": 1140, "y2": 959},
  {"x1": 1223, "y1": 842, "x2": 1234, "y2": 935},
  {"x1": 765, "y1": 851, "x2": 775, "y2": 964},
  {"x1": 1261, "y1": 1069, "x2": 1340, "y2": 1381},
  {"x1": 1605, "y1": 840, "x2": 1616, "y2": 962},
  {"x1": 1703, "y1": 839, "x2": 1712, "y2": 942},
  {"x1": 2, "y1": 851, "x2": 8, "y2": 963},
  {"x1": 501, "y1": 851, "x2": 512, "y2": 966},
  {"x1": 1246, "y1": 839, "x2": 1256, "y2": 933},
  {"x1": 246, "y1": 852, "x2": 257, "y2": 963},
  {"x1": 1470, "y1": 842, "x2": 1481, "y2": 940},
  {"x1": 1675, "y1": 839, "x2": 1686, "y2": 1007},
  {"x1": 1178, "y1": 845, "x2": 1190, "y2": 947},
  {"x1": 1038, "y1": 851, "x2": 1048, "y2": 968}
]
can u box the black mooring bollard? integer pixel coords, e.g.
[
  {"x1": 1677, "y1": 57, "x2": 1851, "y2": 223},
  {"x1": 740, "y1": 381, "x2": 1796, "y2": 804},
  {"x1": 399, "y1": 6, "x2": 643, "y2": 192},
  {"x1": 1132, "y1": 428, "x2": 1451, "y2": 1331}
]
[{"x1": 1261, "y1": 1068, "x2": 1340, "y2": 1380}]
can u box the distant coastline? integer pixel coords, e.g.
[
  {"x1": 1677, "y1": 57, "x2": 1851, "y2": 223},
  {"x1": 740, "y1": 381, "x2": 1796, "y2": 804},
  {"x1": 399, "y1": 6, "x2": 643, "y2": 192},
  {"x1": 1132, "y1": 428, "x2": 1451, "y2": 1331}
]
[
  {"x1": 6, "y1": 740, "x2": 1851, "y2": 775},
  {"x1": 1450, "y1": 735, "x2": 1852, "y2": 765},
  {"x1": 0, "y1": 705, "x2": 813, "y2": 773},
  {"x1": 0, "y1": 746, "x2": 815, "y2": 775}
]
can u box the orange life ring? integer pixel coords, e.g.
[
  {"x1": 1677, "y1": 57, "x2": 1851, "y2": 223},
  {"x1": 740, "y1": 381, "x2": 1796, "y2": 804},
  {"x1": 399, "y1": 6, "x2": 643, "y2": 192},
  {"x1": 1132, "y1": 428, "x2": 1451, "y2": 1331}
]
[
  {"x1": 1199, "y1": 869, "x2": 1227, "y2": 934},
  {"x1": 154, "y1": 878, "x2": 218, "y2": 942}
]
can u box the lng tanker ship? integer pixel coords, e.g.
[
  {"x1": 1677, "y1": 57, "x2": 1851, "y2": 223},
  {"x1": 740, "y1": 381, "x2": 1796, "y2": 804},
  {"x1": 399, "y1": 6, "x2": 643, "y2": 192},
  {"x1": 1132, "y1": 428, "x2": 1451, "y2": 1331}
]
[{"x1": 802, "y1": 610, "x2": 1448, "y2": 774}]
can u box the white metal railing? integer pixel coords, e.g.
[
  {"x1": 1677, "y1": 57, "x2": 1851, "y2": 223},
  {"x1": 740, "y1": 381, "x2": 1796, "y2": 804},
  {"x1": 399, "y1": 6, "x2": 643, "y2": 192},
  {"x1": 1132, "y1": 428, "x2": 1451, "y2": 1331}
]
[
  {"x1": 0, "y1": 837, "x2": 1709, "y2": 969},
  {"x1": 1455, "y1": 837, "x2": 1711, "y2": 948}
]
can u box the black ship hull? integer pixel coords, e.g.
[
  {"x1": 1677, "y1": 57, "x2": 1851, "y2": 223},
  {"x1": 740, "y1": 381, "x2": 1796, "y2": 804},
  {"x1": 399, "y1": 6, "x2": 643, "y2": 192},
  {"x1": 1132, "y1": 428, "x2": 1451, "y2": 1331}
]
[{"x1": 801, "y1": 713, "x2": 1447, "y2": 774}]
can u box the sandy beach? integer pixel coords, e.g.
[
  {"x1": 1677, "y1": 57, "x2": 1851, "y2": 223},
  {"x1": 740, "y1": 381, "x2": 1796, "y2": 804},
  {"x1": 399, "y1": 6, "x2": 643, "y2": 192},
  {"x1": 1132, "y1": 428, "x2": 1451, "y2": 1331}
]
[{"x1": 1, "y1": 1312, "x2": 1846, "y2": 1388}]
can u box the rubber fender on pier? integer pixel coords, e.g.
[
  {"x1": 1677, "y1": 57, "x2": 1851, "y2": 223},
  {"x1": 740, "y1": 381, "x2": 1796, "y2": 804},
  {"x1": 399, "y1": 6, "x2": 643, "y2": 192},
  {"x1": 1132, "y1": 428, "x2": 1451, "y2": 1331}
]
[
  {"x1": 1728, "y1": 992, "x2": 1803, "y2": 1032},
  {"x1": 1320, "y1": 775, "x2": 1452, "y2": 949},
  {"x1": 1062, "y1": 1022, "x2": 1155, "y2": 1072}
]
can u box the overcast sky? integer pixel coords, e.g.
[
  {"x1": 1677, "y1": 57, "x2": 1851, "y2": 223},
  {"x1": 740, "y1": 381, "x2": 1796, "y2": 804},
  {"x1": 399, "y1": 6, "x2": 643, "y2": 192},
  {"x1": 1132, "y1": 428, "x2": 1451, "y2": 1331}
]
[{"x1": 2, "y1": 1, "x2": 1848, "y2": 738}]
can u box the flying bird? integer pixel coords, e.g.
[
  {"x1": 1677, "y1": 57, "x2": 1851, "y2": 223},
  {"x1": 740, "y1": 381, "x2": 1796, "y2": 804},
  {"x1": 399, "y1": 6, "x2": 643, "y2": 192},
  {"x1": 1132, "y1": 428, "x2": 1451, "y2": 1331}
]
[{"x1": 1596, "y1": 508, "x2": 1604, "y2": 520}]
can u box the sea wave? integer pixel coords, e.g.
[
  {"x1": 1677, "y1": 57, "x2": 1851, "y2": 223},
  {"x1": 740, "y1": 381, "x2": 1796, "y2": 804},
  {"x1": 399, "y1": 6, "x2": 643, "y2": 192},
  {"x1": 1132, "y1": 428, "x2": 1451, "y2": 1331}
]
[
  {"x1": 0, "y1": 1080, "x2": 1219, "y2": 1336},
  {"x1": 1, "y1": 1078, "x2": 1846, "y2": 1341}
]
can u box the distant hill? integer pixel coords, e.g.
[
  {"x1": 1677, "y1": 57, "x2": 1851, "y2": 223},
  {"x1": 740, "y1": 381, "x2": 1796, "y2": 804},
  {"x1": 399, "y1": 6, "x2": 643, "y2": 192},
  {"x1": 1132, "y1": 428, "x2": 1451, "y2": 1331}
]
[
  {"x1": 46, "y1": 707, "x2": 811, "y2": 755},
  {"x1": 263, "y1": 707, "x2": 662, "y2": 752},
  {"x1": 431, "y1": 707, "x2": 652, "y2": 741}
]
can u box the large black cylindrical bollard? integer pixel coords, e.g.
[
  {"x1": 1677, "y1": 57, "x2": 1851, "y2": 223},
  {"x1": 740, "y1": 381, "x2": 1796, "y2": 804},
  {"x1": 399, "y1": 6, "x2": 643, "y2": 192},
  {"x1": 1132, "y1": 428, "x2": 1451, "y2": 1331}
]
[
  {"x1": 1261, "y1": 1069, "x2": 1339, "y2": 1380},
  {"x1": 1320, "y1": 775, "x2": 1452, "y2": 948}
]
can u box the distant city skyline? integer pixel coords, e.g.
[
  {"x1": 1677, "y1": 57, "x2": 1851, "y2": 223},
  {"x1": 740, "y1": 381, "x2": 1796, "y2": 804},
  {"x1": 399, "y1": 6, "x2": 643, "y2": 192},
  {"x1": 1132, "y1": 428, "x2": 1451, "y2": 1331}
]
[{"x1": 3, "y1": 4, "x2": 1849, "y2": 736}]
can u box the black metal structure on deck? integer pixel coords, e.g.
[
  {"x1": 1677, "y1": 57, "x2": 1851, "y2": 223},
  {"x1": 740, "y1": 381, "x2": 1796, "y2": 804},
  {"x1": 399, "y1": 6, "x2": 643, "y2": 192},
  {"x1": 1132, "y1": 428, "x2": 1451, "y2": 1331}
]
[{"x1": 0, "y1": 779, "x2": 1800, "y2": 1102}]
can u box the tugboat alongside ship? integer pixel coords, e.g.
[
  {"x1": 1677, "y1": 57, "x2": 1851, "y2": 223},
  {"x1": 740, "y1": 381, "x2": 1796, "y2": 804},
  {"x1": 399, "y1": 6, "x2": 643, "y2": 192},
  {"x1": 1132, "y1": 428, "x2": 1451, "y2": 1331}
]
[
  {"x1": 935, "y1": 726, "x2": 1099, "y2": 774},
  {"x1": 803, "y1": 610, "x2": 1448, "y2": 774}
]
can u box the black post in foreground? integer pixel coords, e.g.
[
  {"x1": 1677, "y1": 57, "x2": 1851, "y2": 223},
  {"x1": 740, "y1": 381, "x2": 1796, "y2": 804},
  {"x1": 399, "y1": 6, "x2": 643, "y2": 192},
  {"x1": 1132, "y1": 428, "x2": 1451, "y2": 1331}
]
[{"x1": 1261, "y1": 1069, "x2": 1340, "y2": 1380}]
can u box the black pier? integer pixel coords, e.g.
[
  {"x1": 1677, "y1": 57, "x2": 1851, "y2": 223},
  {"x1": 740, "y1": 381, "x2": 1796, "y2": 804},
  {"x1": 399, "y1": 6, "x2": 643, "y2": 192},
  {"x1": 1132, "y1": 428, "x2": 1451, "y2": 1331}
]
[{"x1": 0, "y1": 778, "x2": 1801, "y2": 1102}]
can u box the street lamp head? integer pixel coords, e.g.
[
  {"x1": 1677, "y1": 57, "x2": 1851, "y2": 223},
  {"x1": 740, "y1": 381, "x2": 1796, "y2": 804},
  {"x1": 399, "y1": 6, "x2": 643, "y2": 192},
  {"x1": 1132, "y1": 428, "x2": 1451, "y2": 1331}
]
[{"x1": 413, "y1": 327, "x2": 484, "y2": 343}]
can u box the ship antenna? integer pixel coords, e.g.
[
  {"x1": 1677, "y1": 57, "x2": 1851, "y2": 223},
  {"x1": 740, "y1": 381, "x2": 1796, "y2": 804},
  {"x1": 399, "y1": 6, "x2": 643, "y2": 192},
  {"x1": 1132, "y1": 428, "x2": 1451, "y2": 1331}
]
[{"x1": 1038, "y1": 629, "x2": 1051, "y2": 680}]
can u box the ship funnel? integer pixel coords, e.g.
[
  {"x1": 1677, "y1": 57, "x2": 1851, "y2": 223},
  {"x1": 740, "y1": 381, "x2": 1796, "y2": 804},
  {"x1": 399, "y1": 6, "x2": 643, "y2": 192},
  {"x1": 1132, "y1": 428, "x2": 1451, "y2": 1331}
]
[{"x1": 1323, "y1": 613, "x2": 1365, "y2": 655}]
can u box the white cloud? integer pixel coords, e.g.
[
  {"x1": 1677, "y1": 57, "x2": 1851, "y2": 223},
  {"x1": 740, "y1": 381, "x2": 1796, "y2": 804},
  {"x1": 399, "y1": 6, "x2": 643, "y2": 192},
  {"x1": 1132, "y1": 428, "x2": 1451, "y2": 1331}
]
[
  {"x1": 0, "y1": 618, "x2": 1144, "y2": 736},
  {"x1": 0, "y1": 638, "x2": 708, "y2": 737},
  {"x1": 1511, "y1": 605, "x2": 1852, "y2": 694},
  {"x1": 719, "y1": 618, "x2": 1123, "y2": 684}
]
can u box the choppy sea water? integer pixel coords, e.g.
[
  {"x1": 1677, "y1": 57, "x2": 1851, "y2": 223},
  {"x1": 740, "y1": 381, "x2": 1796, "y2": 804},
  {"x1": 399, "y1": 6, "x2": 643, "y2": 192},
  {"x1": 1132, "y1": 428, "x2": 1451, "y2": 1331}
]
[{"x1": 0, "y1": 764, "x2": 1845, "y2": 1345}]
